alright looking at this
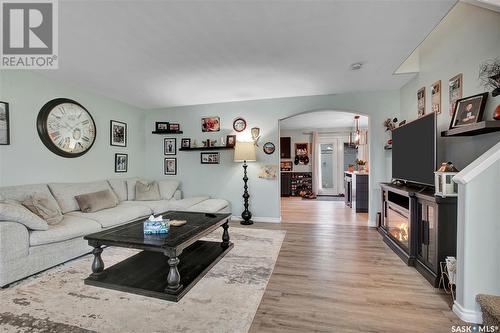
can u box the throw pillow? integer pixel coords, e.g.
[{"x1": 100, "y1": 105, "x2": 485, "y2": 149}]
[
  {"x1": 23, "y1": 193, "x2": 64, "y2": 225},
  {"x1": 0, "y1": 199, "x2": 49, "y2": 231},
  {"x1": 158, "y1": 180, "x2": 180, "y2": 200},
  {"x1": 75, "y1": 189, "x2": 119, "y2": 213},
  {"x1": 135, "y1": 181, "x2": 161, "y2": 201}
]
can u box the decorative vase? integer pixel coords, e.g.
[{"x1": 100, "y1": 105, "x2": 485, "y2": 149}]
[{"x1": 494, "y1": 104, "x2": 500, "y2": 120}]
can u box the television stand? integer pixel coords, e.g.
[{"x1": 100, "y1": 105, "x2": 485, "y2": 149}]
[{"x1": 379, "y1": 183, "x2": 457, "y2": 287}]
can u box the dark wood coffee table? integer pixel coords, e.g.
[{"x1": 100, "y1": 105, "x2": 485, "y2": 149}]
[{"x1": 83, "y1": 211, "x2": 232, "y2": 301}]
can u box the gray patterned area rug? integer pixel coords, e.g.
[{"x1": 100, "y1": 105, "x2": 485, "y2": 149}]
[{"x1": 0, "y1": 227, "x2": 285, "y2": 333}]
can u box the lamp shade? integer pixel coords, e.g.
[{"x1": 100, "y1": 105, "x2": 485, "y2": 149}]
[{"x1": 234, "y1": 141, "x2": 256, "y2": 162}]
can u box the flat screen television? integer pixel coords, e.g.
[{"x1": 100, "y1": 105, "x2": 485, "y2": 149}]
[{"x1": 392, "y1": 113, "x2": 436, "y2": 186}]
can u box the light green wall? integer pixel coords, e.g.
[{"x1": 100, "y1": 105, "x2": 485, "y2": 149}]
[
  {"x1": 0, "y1": 71, "x2": 146, "y2": 185},
  {"x1": 145, "y1": 91, "x2": 400, "y2": 224},
  {"x1": 400, "y1": 2, "x2": 500, "y2": 169}
]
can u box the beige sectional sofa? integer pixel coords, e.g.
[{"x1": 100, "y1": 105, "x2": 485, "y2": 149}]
[{"x1": 0, "y1": 178, "x2": 230, "y2": 287}]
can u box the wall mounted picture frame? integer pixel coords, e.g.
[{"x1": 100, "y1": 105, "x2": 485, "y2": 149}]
[
  {"x1": 449, "y1": 93, "x2": 488, "y2": 129},
  {"x1": 417, "y1": 87, "x2": 426, "y2": 117},
  {"x1": 164, "y1": 138, "x2": 176, "y2": 155},
  {"x1": 449, "y1": 73, "x2": 463, "y2": 116},
  {"x1": 280, "y1": 160, "x2": 293, "y2": 171},
  {"x1": 168, "y1": 123, "x2": 180, "y2": 131},
  {"x1": 431, "y1": 80, "x2": 441, "y2": 115},
  {"x1": 181, "y1": 138, "x2": 191, "y2": 148},
  {"x1": 155, "y1": 122, "x2": 169, "y2": 132},
  {"x1": 164, "y1": 157, "x2": 177, "y2": 175},
  {"x1": 295, "y1": 143, "x2": 308, "y2": 156},
  {"x1": 226, "y1": 135, "x2": 236, "y2": 148},
  {"x1": 0, "y1": 101, "x2": 9, "y2": 145},
  {"x1": 201, "y1": 152, "x2": 220, "y2": 164},
  {"x1": 110, "y1": 120, "x2": 127, "y2": 147},
  {"x1": 263, "y1": 142, "x2": 275, "y2": 155},
  {"x1": 114, "y1": 153, "x2": 128, "y2": 173},
  {"x1": 201, "y1": 117, "x2": 220, "y2": 132},
  {"x1": 233, "y1": 117, "x2": 247, "y2": 132}
]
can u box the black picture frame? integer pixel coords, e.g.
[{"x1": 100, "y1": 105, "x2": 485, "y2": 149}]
[
  {"x1": 168, "y1": 123, "x2": 180, "y2": 131},
  {"x1": 263, "y1": 142, "x2": 275, "y2": 155},
  {"x1": 200, "y1": 152, "x2": 220, "y2": 164},
  {"x1": 164, "y1": 138, "x2": 177, "y2": 155},
  {"x1": 449, "y1": 92, "x2": 488, "y2": 129},
  {"x1": 164, "y1": 157, "x2": 177, "y2": 175},
  {"x1": 114, "y1": 153, "x2": 128, "y2": 173},
  {"x1": 181, "y1": 138, "x2": 191, "y2": 148},
  {"x1": 226, "y1": 135, "x2": 236, "y2": 147},
  {"x1": 155, "y1": 122, "x2": 169, "y2": 132},
  {"x1": 0, "y1": 101, "x2": 10, "y2": 145},
  {"x1": 110, "y1": 120, "x2": 127, "y2": 147}
]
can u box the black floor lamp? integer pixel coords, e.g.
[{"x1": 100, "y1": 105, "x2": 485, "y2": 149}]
[{"x1": 234, "y1": 141, "x2": 256, "y2": 225}]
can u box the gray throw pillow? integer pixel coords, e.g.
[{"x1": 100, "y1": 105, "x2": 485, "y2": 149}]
[
  {"x1": 0, "y1": 199, "x2": 49, "y2": 231},
  {"x1": 75, "y1": 190, "x2": 119, "y2": 213},
  {"x1": 135, "y1": 181, "x2": 161, "y2": 201},
  {"x1": 23, "y1": 193, "x2": 64, "y2": 225}
]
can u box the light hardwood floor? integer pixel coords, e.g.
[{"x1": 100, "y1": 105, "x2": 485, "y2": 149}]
[{"x1": 239, "y1": 197, "x2": 461, "y2": 333}]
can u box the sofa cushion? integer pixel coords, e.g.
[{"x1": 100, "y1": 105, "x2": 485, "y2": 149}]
[
  {"x1": 29, "y1": 215, "x2": 101, "y2": 246},
  {"x1": 158, "y1": 180, "x2": 180, "y2": 200},
  {"x1": 123, "y1": 200, "x2": 173, "y2": 215},
  {"x1": 0, "y1": 184, "x2": 61, "y2": 210},
  {"x1": 0, "y1": 199, "x2": 49, "y2": 231},
  {"x1": 68, "y1": 203, "x2": 151, "y2": 228},
  {"x1": 75, "y1": 189, "x2": 119, "y2": 213},
  {"x1": 107, "y1": 178, "x2": 128, "y2": 201},
  {"x1": 187, "y1": 199, "x2": 229, "y2": 213},
  {"x1": 48, "y1": 181, "x2": 114, "y2": 214},
  {"x1": 22, "y1": 193, "x2": 64, "y2": 225},
  {"x1": 126, "y1": 178, "x2": 141, "y2": 201},
  {"x1": 168, "y1": 196, "x2": 210, "y2": 210},
  {"x1": 135, "y1": 181, "x2": 161, "y2": 201}
]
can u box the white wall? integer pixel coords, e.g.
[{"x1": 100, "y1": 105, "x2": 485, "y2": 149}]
[
  {"x1": 400, "y1": 2, "x2": 500, "y2": 169},
  {"x1": 145, "y1": 91, "x2": 400, "y2": 224},
  {"x1": 279, "y1": 129, "x2": 312, "y2": 173},
  {"x1": 0, "y1": 71, "x2": 146, "y2": 185}
]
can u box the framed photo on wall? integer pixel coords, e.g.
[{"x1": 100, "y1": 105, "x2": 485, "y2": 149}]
[
  {"x1": 181, "y1": 138, "x2": 191, "y2": 148},
  {"x1": 449, "y1": 73, "x2": 463, "y2": 116},
  {"x1": 201, "y1": 152, "x2": 220, "y2": 164},
  {"x1": 110, "y1": 120, "x2": 127, "y2": 147},
  {"x1": 295, "y1": 143, "x2": 308, "y2": 156},
  {"x1": 164, "y1": 138, "x2": 176, "y2": 155},
  {"x1": 431, "y1": 80, "x2": 441, "y2": 114},
  {"x1": 201, "y1": 117, "x2": 220, "y2": 132},
  {"x1": 417, "y1": 87, "x2": 426, "y2": 117},
  {"x1": 449, "y1": 93, "x2": 488, "y2": 129},
  {"x1": 155, "y1": 122, "x2": 169, "y2": 132},
  {"x1": 226, "y1": 135, "x2": 236, "y2": 147},
  {"x1": 114, "y1": 153, "x2": 128, "y2": 173},
  {"x1": 168, "y1": 123, "x2": 180, "y2": 131},
  {"x1": 280, "y1": 161, "x2": 293, "y2": 171},
  {"x1": 164, "y1": 158, "x2": 177, "y2": 175},
  {"x1": 0, "y1": 101, "x2": 9, "y2": 145}
]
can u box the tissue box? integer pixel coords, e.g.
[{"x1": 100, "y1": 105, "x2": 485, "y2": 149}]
[{"x1": 144, "y1": 220, "x2": 169, "y2": 235}]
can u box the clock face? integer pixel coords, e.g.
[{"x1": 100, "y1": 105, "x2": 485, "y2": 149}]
[
  {"x1": 233, "y1": 117, "x2": 247, "y2": 132},
  {"x1": 37, "y1": 99, "x2": 96, "y2": 158}
]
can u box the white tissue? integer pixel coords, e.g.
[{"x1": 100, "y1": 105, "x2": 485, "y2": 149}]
[{"x1": 148, "y1": 215, "x2": 163, "y2": 222}]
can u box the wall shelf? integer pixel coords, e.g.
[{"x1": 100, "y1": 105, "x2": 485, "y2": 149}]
[
  {"x1": 151, "y1": 130, "x2": 183, "y2": 134},
  {"x1": 179, "y1": 146, "x2": 234, "y2": 151},
  {"x1": 441, "y1": 121, "x2": 500, "y2": 137}
]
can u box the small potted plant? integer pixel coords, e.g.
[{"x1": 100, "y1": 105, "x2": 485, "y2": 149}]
[
  {"x1": 347, "y1": 164, "x2": 355, "y2": 172},
  {"x1": 479, "y1": 58, "x2": 500, "y2": 120}
]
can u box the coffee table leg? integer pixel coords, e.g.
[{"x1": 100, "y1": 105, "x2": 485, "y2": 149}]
[
  {"x1": 221, "y1": 221, "x2": 230, "y2": 248},
  {"x1": 165, "y1": 256, "x2": 182, "y2": 293},
  {"x1": 91, "y1": 245, "x2": 104, "y2": 275}
]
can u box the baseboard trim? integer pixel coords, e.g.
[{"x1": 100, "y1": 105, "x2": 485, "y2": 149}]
[
  {"x1": 231, "y1": 216, "x2": 281, "y2": 223},
  {"x1": 453, "y1": 301, "x2": 482, "y2": 324}
]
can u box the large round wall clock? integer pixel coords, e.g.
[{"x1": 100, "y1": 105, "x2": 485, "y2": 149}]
[{"x1": 37, "y1": 98, "x2": 97, "y2": 158}]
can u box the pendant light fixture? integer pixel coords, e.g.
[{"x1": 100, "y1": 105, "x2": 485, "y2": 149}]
[{"x1": 354, "y1": 115, "x2": 361, "y2": 147}]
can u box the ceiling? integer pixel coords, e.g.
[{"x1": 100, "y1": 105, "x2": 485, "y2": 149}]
[
  {"x1": 280, "y1": 111, "x2": 368, "y2": 130},
  {"x1": 41, "y1": 0, "x2": 457, "y2": 109}
]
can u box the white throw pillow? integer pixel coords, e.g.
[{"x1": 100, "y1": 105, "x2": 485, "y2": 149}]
[
  {"x1": 158, "y1": 180, "x2": 180, "y2": 200},
  {"x1": 0, "y1": 199, "x2": 49, "y2": 231},
  {"x1": 126, "y1": 178, "x2": 141, "y2": 201}
]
